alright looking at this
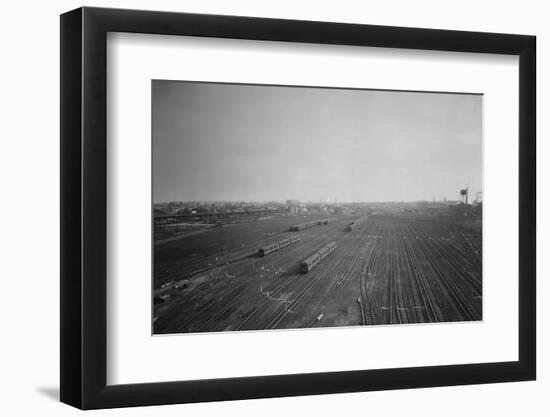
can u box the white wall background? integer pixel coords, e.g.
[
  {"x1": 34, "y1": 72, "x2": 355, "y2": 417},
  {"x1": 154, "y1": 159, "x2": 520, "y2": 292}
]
[{"x1": 0, "y1": 0, "x2": 545, "y2": 415}]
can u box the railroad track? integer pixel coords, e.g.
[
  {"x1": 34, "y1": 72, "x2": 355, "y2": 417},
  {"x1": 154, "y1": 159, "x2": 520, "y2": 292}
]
[
  {"x1": 358, "y1": 233, "x2": 383, "y2": 325},
  {"x1": 154, "y1": 218, "x2": 321, "y2": 285},
  {"x1": 402, "y1": 233, "x2": 435, "y2": 320},
  {"x1": 414, "y1": 232, "x2": 480, "y2": 321},
  {"x1": 230, "y1": 222, "x2": 355, "y2": 330},
  {"x1": 156, "y1": 262, "x2": 262, "y2": 332},
  {"x1": 300, "y1": 219, "x2": 376, "y2": 326},
  {"x1": 265, "y1": 255, "x2": 342, "y2": 330},
  {"x1": 156, "y1": 219, "x2": 352, "y2": 332},
  {"x1": 157, "y1": 215, "x2": 482, "y2": 333},
  {"x1": 421, "y1": 225, "x2": 482, "y2": 275},
  {"x1": 413, "y1": 224, "x2": 482, "y2": 295},
  {"x1": 401, "y1": 226, "x2": 443, "y2": 322},
  {"x1": 357, "y1": 218, "x2": 481, "y2": 326},
  {"x1": 393, "y1": 233, "x2": 411, "y2": 324},
  {"x1": 424, "y1": 235, "x2": 482, "y2": 295}
]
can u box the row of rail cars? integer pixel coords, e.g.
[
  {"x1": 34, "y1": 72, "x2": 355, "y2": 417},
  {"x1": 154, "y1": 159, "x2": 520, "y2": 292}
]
[
  {"x1": 290, "y1": 220, "x2": 329, "y2": 231},
  {"x1": 300, "y1": 241, "x2": 337, "y2": 273},
  {"x1": 258, "y1": 236, "x2": 301, "y2": 257},
  {"x1": 258, "y1": 220, "x2": 337, "y2": 273}
]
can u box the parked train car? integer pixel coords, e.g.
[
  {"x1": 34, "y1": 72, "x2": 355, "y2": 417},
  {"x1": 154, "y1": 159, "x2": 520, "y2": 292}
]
[
  {"x1": 300, "y1": 241, "x2": 337, "y2": 273},
  {"x1": 258, "y1": 242, "x2": 280, "y2": 257},
  {"x1": 258, "y1": 236, "x2": 301, "y2": 257},
  {"x1": 278, "y1": 235, "x2": 301, "y2": 250},
  {"x1": 290, "y1": 221, "x2": 318, "y2": 231}
]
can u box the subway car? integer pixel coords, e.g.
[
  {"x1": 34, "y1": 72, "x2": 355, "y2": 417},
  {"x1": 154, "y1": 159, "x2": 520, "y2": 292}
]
[
  {"x1": 300, "y1": 241, "x2": 336, "y2": 273},
  {"x1": 258, "y1": 236, "x2": 301, "y2": 257}
]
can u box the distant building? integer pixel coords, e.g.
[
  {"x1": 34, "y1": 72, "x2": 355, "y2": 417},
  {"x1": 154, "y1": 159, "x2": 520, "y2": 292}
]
[
  {"x1": 286, "y1": 199, "x2": 301, "y2": 214},
  {"x1": 474, "y1": 191, "x2": 483, "y2": 205}
]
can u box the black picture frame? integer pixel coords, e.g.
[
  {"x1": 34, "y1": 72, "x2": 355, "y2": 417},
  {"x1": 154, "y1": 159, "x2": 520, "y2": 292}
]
[{"x1": 60, "y1": 6, "x2": 536, "y2": 410}]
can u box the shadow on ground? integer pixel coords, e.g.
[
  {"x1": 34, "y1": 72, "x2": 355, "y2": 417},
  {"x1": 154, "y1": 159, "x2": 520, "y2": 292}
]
[{"x1": 36, "y1": 386, "x2": 59, "y2": 401}]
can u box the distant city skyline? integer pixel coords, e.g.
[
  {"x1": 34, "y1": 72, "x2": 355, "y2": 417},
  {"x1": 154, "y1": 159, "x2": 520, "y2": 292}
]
[{"x1": 153, "y1": 81, "x2": 482, "y2": 204}]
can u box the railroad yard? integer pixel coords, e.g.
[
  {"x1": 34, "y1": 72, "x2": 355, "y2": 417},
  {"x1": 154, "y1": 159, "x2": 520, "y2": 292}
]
[{"x1": 153, "y1": 211, "x2": 482, "y2": 334}]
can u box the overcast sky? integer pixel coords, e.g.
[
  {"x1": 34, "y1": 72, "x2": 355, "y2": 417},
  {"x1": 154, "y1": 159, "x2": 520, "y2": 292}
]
[{"x1": 152, "y1": 81, "x2": 482, "y2": 204}]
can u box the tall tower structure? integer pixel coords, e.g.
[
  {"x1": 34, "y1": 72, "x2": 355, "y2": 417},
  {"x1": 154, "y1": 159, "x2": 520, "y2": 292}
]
[{"x1": 460, "y1": 187, "x2": 468, "y2": 205}]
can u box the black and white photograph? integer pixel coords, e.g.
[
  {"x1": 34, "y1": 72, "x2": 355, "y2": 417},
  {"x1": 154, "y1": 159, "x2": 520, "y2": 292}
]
[
  {"x1": 52, "y1": 4, "x2": 538, "y2": 412},
  {"x1": 152, "y1": 81, "x2": 483, "y2": 335}
]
